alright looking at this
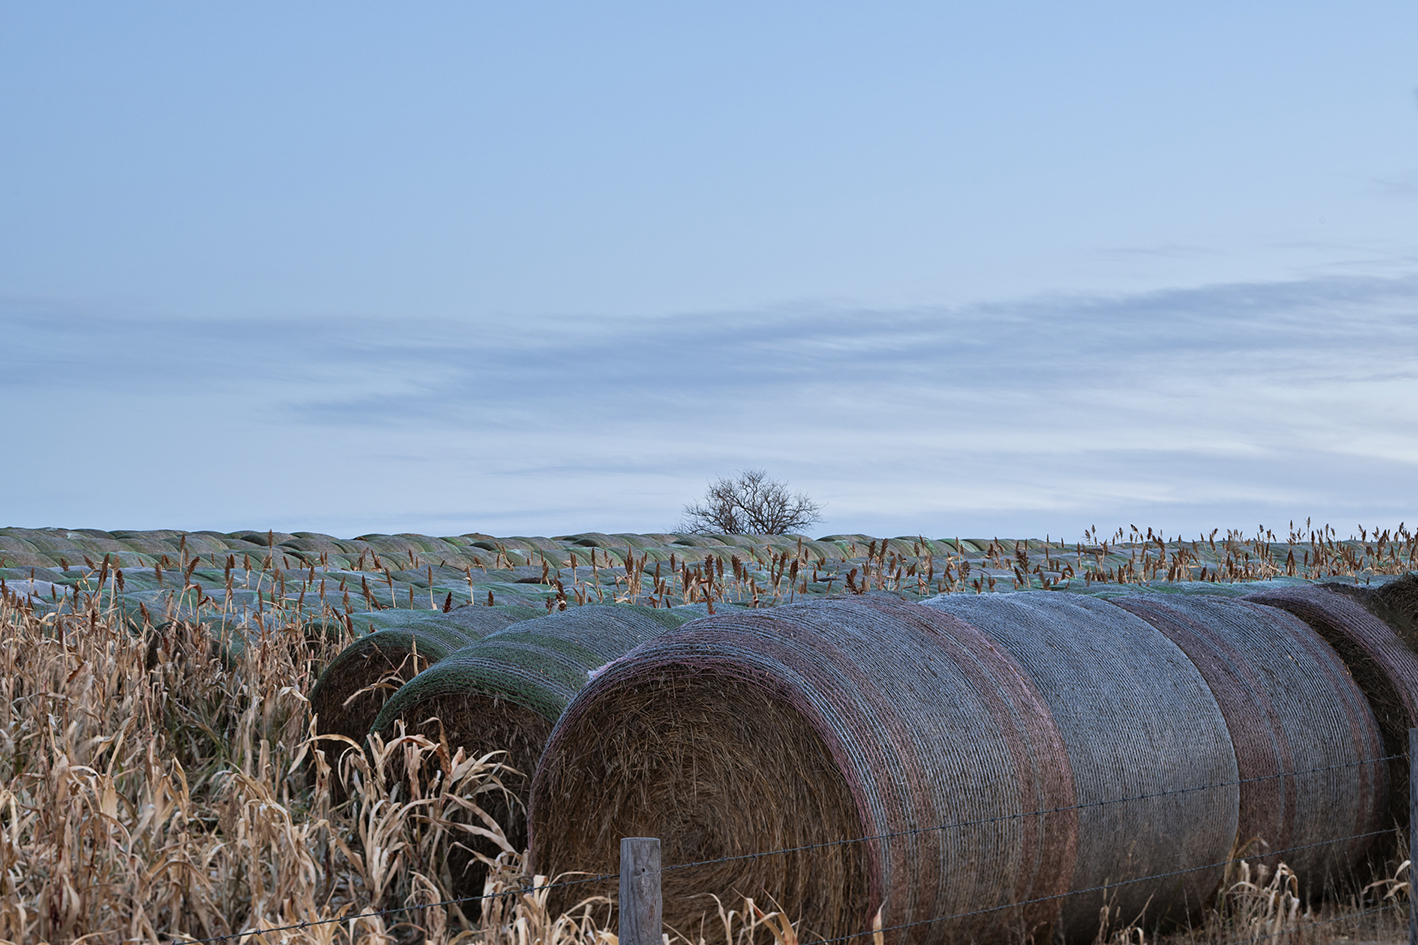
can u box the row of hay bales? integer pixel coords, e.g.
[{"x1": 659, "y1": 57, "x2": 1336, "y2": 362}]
[
  {"x1": 9, "y1": 527, "x2": 1414, "y2": 621},
  {"x1": 309, "y1": 602, "x2": 698, "y2": 888},
  {"x1": 0, "y1": 524, "x2": 879, "y2": 572},
  {"x1": 311, "y1": 576, "x2": 1418, "y2": 944},
  {"x1": 3, "y1": 526, "x2": 966, "y2": 621}
]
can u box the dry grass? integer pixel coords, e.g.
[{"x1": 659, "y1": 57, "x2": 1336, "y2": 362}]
[
  {"x1": 1104, "y1": 848, "x2": 1411, "y2": 945},
  {"x1": 1, "y1": 523, "x2": 1414, "y2": 944},
  {"x1": 0, "y1": 570, "x2": 873, "y2": 945}
]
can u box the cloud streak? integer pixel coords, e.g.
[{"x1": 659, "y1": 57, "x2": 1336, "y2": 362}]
[{"x1": 2, "y1": 273, "x2": 1415, "y2": 538}]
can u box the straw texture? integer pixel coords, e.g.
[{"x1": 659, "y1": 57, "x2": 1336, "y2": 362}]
[
  {"x1": 530, "y1": 597, "x2": 1076, "y2": 945},
  {"x1": 1245, "y1": 583, "x2": 1418, "y2": 832},
  {"x1": 921, "y1": 592, "x2": 1239, "y2": 935},
  {"x1": 1367, "y1": 574, "x2": 1418, "y2": 649},
  {"x1": 374, "y1": 604, "x2": 690, "y2": 737},
  {"x1": 308, "y1": 606, "x2": 532, "y2": 752},
  {"x1": 1111, "y1": 595, "x2": 1387, "y2": 884},
  {"x1": 371, "y1": 604, "x2": 689, "y2": 889}
]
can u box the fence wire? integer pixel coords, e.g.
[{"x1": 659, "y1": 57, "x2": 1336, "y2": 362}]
[
  {"x1": 658, "y1": 753, "x2": 1402, "y2": 876},
  {"x1": 1214, "y1": 902, "x2": 1402, "y2": 945},
  {"x1": 173, "y1": 751, "x2": 1408, "y2": 944},
  {"x1": 812, "y1": 828, "x2": 1398, "y2": 944}
]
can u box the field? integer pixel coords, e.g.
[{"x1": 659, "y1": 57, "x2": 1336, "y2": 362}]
[{"x1": 1, "y1": 523, "x2": 1415, "y2": 944}]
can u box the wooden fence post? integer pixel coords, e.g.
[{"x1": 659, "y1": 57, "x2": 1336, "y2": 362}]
[{"x1": 621, "y1": 837, "x2": 662, "y2": 945}]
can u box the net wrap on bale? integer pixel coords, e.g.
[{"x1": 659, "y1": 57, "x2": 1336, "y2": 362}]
[
  {"x1": 1244, "y1": 582, "x2": 1418, "y2": 834},
  {"x1": 372, "y1": 604, "x2": 691, "y2": 739},
  {"x1": 1109, "y1": 595, "x2": 1387, "y2": 884},
  {"x1": 1369, "y1": 574, "x2": 1418, "y2": 645},
  {"x1": 530, "y1": 597, "x2": 1078, "y2": 945},
  {"x1": 308, "y1": 605, "x2": 539, "y2": 753},
  {"x1": 370, "y1": 603, "x2": 690, "y2": 885},
  {"x1": 921, "y1": 592, "x2": 1239, "y2": 936}
]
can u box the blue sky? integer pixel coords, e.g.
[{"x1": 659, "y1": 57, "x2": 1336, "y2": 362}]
[{"x1": 3, "y1": 3, "x2": 1415, "y2": 539}]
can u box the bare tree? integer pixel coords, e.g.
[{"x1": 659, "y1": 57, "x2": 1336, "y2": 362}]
[{"x1": 679, "y1": 469, "x2": 823, "y2": 535}]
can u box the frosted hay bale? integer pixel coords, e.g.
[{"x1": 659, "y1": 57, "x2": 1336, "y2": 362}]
[
  {"x1": 372, "y1": 604, "x2": 688, "y2": 894},
  {"x1": 1246, "y1": 582, "x2": 1418, "y2": 832},
  {"x1": 308, "y1": 606, "x2": 536, "y2": 751},
  {"x1": 1112, "y1": 595, "x2": 1387, "y2": 884},
  {"x1": 371, "y1": 604, "x2": 687, "y2": 773},
  {"x1": 921, "y1": 592, "x2": 1238, "y2": 936},
  {"x1": 530, "y1": 597, "x2": 1075, "y2": 945}
]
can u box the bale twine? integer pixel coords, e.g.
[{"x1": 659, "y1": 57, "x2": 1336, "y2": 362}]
[
  {"x1": 530, "y1": 597, "x2": 1076, "y2": 945},
  {"x1": 1245, "y1": 582, "x2": 1418, "y2": 835},
  {"x1": 921, "y1": 592, "x2": 1238, "y2": 936},
  {"x1": 372, "y1": 604, "x2": 689, "y2": 892},
  {"x1": 1110, "y1": 595, "x2": 1387, "y2": 887},
  {"x1": 308, "y1": 607, "x2": 530, "y2": 754}
]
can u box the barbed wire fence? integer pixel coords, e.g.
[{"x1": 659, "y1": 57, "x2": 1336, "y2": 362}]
[{"x1": 173, "y1": 744, "x2": 1416, "y2": 945}]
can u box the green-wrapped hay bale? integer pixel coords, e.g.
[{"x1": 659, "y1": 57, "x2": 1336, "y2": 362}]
[
  {"x1": 374, "y1": 604, "x2": 688, "y2": 735},
  {"x1": 147, "y1": 613, "x2": 303, "y2": 671},
  {"x1": 371, "y1": 602, "x2": 687, "y2": 756},
  {"x1": 308, "y1": 605, "x2": 542, "y2": 755},
  {"x1": 553, "y1": 533, "x2": 621, "y2": 547},
  {"x1": 528, "y1": 597, "x2": 1075, "y2": 945},
  {"x1": 1109, "y1": 595, "x2": 1387, "y2": 886},
  {"x1": 371, "y1": 604, "x2": 688, "y2": 890},
  {"x1": 920, "y1": 592, "x2": 1239, "y2": 938},
  {"x1": 1063, "y1": 578, "x2": 1310, "y2": 600},
  {"x1": 666, "y1": 534, "x2": 730, "y2": 549},
  {"x1": 338, "y1": 605, "x2": 535, "y2": 636},
  {"x1": 1246, "y1": 580, "x2": 1418, "y2": 834},
  {"x1": 1357, "y1": 573, "x2": 1418, "y2": 651}
]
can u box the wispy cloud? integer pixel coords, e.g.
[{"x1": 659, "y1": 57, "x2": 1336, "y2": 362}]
[
  {"x1": 3, "y1": 273, "x2": 1415, "y2": 537},
  {"x1": 1370, "y1": 167, "x2": 1418, "y2": 199}
]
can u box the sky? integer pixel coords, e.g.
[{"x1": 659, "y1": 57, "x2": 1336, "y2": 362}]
[{"x1": 2, "y1": 3, "x2": 1416, "y2": 541}]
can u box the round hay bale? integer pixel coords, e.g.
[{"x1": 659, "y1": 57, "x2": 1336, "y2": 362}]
[
  {"x1": 530, "y1": 597, "x2": 1075, "y2": 945},
  {"x1": 669, "y1": 535, "x2": 730, "y2": 549},
  {"x1": 278, "y1": 536, "x2": 347, "y2": 558},
  {"x1": 1110, "y1": 595, "x2": 1387, "y2": 886},
  {"x1": 339, "y1": 608, "x2": 465, "y2": 635},
  {"x1": 501, "y1": 536, "x2": 568, "y2": 553},
  {"x1": 560, "y1": 532, "x2": 624, "y2": 549},
  {"x1": 308, "y1": 606, "x2": 532, "y2": 754},
  {"x1": 1244, "y1": 583, "x2": 1418, "y2": 834},
  {"x1": 370, "y1": 602, "x2": 689, "y2": 770},
  {"x1": 224, "y1": 530, "x2": 296, "y2": 551},
  {"x1": 151, "y1": 614, "x2": 307, "y2": 669},
  {"x1": 921, "y1": 592, "x2": 1238, "y2": 936},
  {"x1": 373, "y1": 604, "x2": 689, "y2": 896},
  {"x1": 1331, "y1": 574, "x2": 1418, "y2": 656}
]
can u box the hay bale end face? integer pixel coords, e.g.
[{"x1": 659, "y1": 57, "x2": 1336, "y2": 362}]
[
  {"x1": 530, "y1": 598, "x2": 1076, "y2": 945},
  {"x1": 372, "y1": 604, "x2": 691, "y2": 745},
  {"x1": 1368, "y1": 574, "x2": 1418, "y2": 645},
  {"x1": 1245, "y1": 582, "x2": 1418, "y2": 835},
  {"x1": 370, "y1": 604, "x2": 689, "y2": 891},
  {"x1": 1111, "y1": 596, "x2": 1387, "y2": 884},
  {"x1": 921, "y1": 592, "x2": 1239, "y2": 937},
  {"x1": 308, "y1": 606, "x2": 530, "y2": 754}
]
